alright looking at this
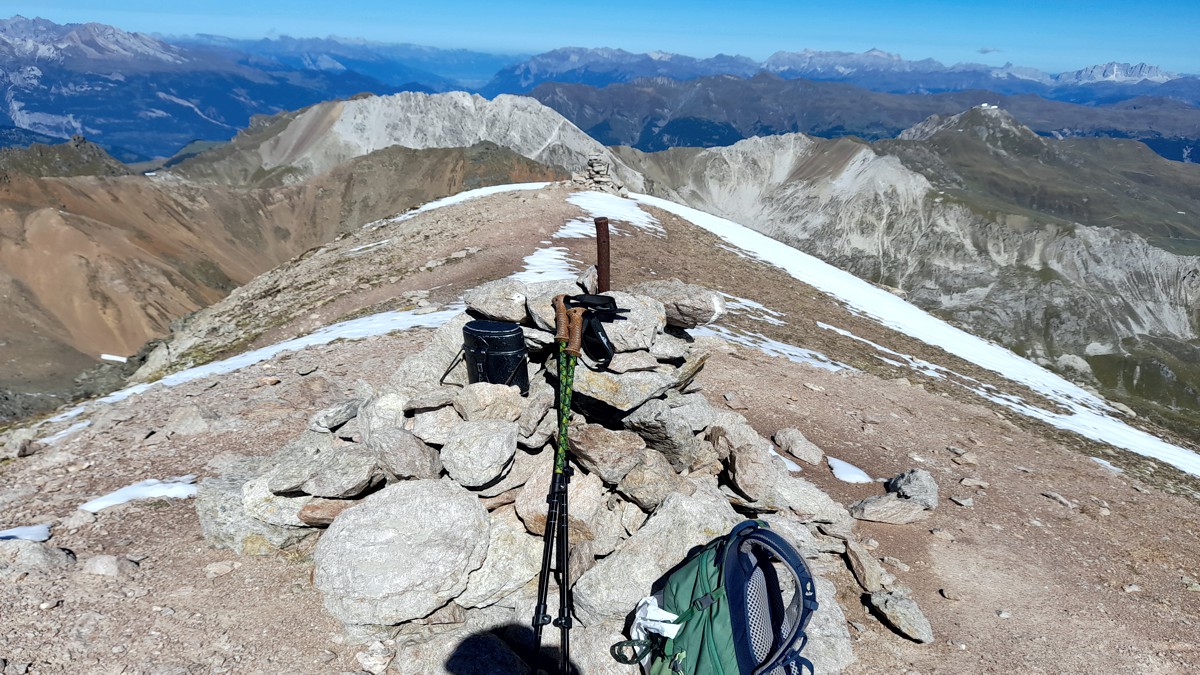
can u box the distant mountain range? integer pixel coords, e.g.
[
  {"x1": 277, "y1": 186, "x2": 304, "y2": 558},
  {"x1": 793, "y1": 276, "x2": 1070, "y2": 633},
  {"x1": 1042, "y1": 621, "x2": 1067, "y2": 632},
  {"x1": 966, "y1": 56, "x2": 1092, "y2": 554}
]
[
  {"x1": 1, "y1": 15, "x2": 1196, "y2": 160},
  {"x1": 529, "y1": 74, "x2": 1200, "y2": 162}
]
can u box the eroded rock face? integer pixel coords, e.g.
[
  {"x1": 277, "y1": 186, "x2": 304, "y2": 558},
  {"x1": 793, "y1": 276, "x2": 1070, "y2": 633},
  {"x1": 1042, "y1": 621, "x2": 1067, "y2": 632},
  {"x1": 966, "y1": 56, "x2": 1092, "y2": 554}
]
[
  {"x1": 314, "y1": 480, "x2": 490, "y2": 627},
  {"x1": 627, "y1": 279, "x2": 726, "y2": 328}
]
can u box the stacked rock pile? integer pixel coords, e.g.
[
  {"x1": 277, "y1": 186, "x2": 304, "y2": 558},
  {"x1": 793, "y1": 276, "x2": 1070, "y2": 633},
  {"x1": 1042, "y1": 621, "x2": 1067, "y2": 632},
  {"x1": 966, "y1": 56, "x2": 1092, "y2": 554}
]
[
  {"x1": 571, "y1": 154, "x2": 628, "y2": 197},
  {"x1": 193, "y1": 274, "x2": 931, "y2": 673}
]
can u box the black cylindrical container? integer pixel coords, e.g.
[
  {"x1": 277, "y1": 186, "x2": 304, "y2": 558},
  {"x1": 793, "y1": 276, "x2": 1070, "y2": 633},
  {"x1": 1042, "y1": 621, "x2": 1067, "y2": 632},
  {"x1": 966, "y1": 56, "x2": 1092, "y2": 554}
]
[{"x1": 462, "y1": 320, "x2": 530, "y2": 396}]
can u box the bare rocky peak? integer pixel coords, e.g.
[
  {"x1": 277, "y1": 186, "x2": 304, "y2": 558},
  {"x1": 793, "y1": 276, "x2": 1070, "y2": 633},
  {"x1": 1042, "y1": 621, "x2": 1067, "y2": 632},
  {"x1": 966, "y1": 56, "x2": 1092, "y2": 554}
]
[
  {"x1": 0, "y1": 134, "x2": 129, "y2": 178},
  {"x1": 898, "y1": 104, "x2": 1043, "y2": 146},
  {"x1": 214, "y1": 91, "x2": 644, "y2": 190},
  {"x1": 0, "y1": 15, "x2": 185, "y2": 64}
]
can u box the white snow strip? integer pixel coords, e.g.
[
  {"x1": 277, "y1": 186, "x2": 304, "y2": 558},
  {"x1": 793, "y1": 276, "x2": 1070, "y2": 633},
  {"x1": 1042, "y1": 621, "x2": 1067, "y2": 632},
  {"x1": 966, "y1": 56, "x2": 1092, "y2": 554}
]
[
  {"x1": 512, "y1": 247, "x2": 581, "y2": 283},
  {"x1": 345, "y1": 239, "x2": 391, "y2": 255},
  {"x1": 46, "y1": 406, "x2": 86, "y2": 423},
  {"x1": 80, "y1": 475, "x2": 198, "y2": 513},
  {"x1": 827, "y1": 456, "x2": 873, "y2": 483},
  {"x1": 366, "y1": 182, "x2": 552, "y2": 228},
  {"x1": 40, "y1": 420, "x2": 91, "y2": 446},
  {"x1": 569, "y1": 191, "x2": 665, "y2": 235},
  {"x1": 721, "y1": 293, "x2": 787, "y2": 326},
  {"x1": 632, "y1": 193, "x2": 1200, "y2": 477},
  {"x1": 693, "y1": 325, "x2": 852, "y2": 373},
  {"x1": 1091, "y1": 457, "x2": 1124, "y2": 474},
  {"x1": 99, "y1": 305, "x2": 463, "y2": 404},
  {"x1": 0, "y1": 524, "x2": 51, "y2": 542},
  {"x1": 769, "y1": 448, "x2": 803, "y2": 473},
  {"x1": 100, "y1": 353, "x2": 128, "y2": 363}
]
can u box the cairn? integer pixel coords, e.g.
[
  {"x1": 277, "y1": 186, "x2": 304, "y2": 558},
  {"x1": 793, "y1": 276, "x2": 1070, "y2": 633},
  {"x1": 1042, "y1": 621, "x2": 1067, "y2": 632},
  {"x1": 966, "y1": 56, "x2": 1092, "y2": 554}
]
[
  {"x1": 193, "y1": 273, "x2": 933, "y2": 673},
  {"x1": 572, "y1": 153, "x2": 629, "y2": 197}
]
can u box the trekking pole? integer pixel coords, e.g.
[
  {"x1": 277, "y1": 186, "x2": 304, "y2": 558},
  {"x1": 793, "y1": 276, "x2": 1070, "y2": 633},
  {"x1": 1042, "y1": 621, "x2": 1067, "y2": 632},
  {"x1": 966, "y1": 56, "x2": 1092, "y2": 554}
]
[{"x1": 531, "y1": 297, "x2": 585, "y2": 674}]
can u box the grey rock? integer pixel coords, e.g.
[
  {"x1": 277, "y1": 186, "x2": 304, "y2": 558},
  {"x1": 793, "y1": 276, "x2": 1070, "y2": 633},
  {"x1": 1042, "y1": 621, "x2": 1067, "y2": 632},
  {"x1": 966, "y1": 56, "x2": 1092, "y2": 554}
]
[
  {"x1": 81, "y1": 554, "x2": 137, "y2": 578},
  {"x1": 624, "y1": 399, "x2": 710, "y2": 471},
  {"x1": 313, "y1": 480, "x2": 490, "y2": 626},
  {"x1": 573, "y1": 482, "x2": 740, "y2": 626},
  {"x1": 806, "y1": 578, "x2": 857, "y2": 673},
  {"x1": 774, "y1": 428, "x2": 825, "y2": 466},
  {"x1": 300, "y1": 448, "x2": 384, "y2": 498},
  {"x1": 616, "y1": 448, "x2": 693, "y2": 511},
  {"x1": 309, "y1": 399, "x2": 362, "y2": 433},
  {"x1": 389, "y1": 312, "x2": 472, "y2": 391},
  {"x1": 0, "y1": 539, "x2": 75, "y2": 577},
  {"x1": 264, "y1": 432, "x2": 336, "y2": 494},
  {"x1": 760, "y1": 513, "x2": 824, "y2": 559},
  {"x1": 844, "y1": 539, "x2": 896, "y2": 593},
  {"x1": 726, "y1": 434, "x2": 784, "y2": 503},
  {"x1": 577, "y1": 265, "x2": 599, "y2": 294},
  {"x1": 601, "y1": 291, "x2": 665, "y2": 352},
  {"x1": 463, "y1": 278, "x2": 530, "y2": 323},
  {"x1": 771, "y1": 475, "x2": 854, "y2": 526},
  {"x1": 518, "y1": 379, "x2": 555, "y2": 437},
  {"x1": 573, "y1": 366, "x2": 676, "y2": 412},
  {"x1": 162, "y1": 405, "x2": 212, "y2": 436},
  {"x1": 410, "y1": 405, "x2": 463, "y2": 446},
  {"x1": 589, "y1": 498, "x2": 631, "y2": 556},
  {"x1": 243, "y1": 474, "x2": 313, "y2": 527},
  {"x1": 516, "y1": 463, "x2": 607, "y2": 539},
  {"x1": 886, "y1": 469, "x2": 939, "y2": 509},
  {"x1": 453, "y1": 383, "x2": 523, "y2": 422},
  {"x1": 522, "y1": 325, "x2": 555, "y2": 350},
  {"x1": 628, "y1": 279, "x2": 726, "y2": 328},
  {"x1": 849, "y1": 493, "x2": 931, "y2": 525},
  {"x1": 519, "y1": 408, "x2": 556, "y2": 449},
  {"x1": 572, "y1": 619, "x2": 640, "y2": 675},
  {"x1": 671, "y1": 395, "x2": 725, "y2": 432},
  {"x1": 592, "y1": 350, "x2": 660, "y2": 373},
  {"x1": 402, "y1": 387, "x2": 456, "y2": 414},
  {"x1": 480, "y1": 446, "x2": 543, "y2": 498},
  {"x1": 368, "y1": 428, "x2": 442, "y2": 481},
  {"x1": 457, "y1": 506, "x2": 542, "y2": 608},
  {"x1": 441, "y1": 420, "x2": 519, "y2": 488},
  {"x1": 649, "y1": 332, "x2": 690, "y2": 360},
  {"x1": 526, "y1": 280, "x2": 589, "y2": 331},
  {"x1": 195, "y1": 458, "x2": 314, "y2": 555},
  {"x1": 359, "y1": 391, "x2": 410, "y2": 441},
  {"x1": 568, "y1": 423, "x2": 645, "y2": 485},
  {"x1": 869, "y1": 590, "x2": 934, "y2": 643}
]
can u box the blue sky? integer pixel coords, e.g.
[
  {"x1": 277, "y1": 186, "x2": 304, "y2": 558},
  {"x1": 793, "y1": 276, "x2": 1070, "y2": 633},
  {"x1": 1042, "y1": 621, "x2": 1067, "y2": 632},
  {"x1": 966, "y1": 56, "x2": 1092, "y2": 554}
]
[{"x1": 13, "y1": 1, "x2": 1200, "y2": 74}]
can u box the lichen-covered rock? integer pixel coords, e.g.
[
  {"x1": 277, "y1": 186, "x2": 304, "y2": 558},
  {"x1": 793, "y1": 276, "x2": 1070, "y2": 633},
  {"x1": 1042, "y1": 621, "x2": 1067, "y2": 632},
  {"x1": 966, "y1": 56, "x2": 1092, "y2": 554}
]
[
  {"x1": 313, "y1": 480, "x2": 490, "y2": 626},
  {"x1": 309, "y1": 399, "x2": 362, "y2": 433},
  {"x1": 616, "y1": 448, "x2": 693, "y2": 511},
  {"x1": 300, "y1": 448, "x2": 384, "y2": 498},
  {"x1": 463, "y1": 278, "x2": 529, "y2": 323},
  {"x1": 568, "y1": 423, "x2": 645, "y2": 485},
  {"x1": 624, "y1": 399, "x2": 709, "y2": 471},
  {"x1": 600, "y1": 291, "x2": 665, "y2": 352},
  {"x1": 369, "y1": 428, "x2": 442, "y2": 481},
  {"x1": 196, "y1": 458, "x2": 315, "y2": 555},
  {"x1": 774, "y1": 428, "x2": 825, "y2": 466},
  {"x1": 885, "y1": 469, "x2": 939, "y2": 510},
  {"x1": 870, "y1": 590, "x2": 934, "y2": 643},
  {"x1": 848, "y1": 493, "x2": 930, "y2": 524},
  {"x1": 441, "y1": 420, "x2": 518, "y2": 488},
  {"x1": 572, "y1": 482, "x2": 740, "y2": 626},
  {"x1": 628, "y1": 279, "x2": 726, "y2": 328},
  {"x1": 453, "y1": 383, "x2": 523, "y2": 422},
  {"x1": 457, "y1": 505, "x2": 541, "y2": 608},
  {"x1": 409, "y1": 405, "x2": 463, "y2": 446}
]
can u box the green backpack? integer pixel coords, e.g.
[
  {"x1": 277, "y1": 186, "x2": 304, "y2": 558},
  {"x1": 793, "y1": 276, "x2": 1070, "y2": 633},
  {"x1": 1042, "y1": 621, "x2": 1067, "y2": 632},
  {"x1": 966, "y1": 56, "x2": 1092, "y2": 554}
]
[{"x1": 612, "y1": 520, "x2": 820, "y2": 674}]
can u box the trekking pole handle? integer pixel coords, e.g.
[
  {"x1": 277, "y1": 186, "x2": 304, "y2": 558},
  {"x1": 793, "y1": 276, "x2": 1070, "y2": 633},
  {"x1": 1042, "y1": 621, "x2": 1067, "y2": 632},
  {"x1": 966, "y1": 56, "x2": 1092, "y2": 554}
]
[
  {"x1": 565, "y1": 308, "x2": 586, "y2": 357},
  {"x1": 553, "y1": 294, "x2": 570, "y2": 342}
]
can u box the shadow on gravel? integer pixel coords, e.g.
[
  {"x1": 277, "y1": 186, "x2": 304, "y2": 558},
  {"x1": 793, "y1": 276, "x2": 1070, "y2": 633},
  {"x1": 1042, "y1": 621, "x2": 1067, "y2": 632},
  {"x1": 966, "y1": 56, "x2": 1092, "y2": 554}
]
[{"x1": 444, "y1": 623, "x2": 581, "y2": 675}]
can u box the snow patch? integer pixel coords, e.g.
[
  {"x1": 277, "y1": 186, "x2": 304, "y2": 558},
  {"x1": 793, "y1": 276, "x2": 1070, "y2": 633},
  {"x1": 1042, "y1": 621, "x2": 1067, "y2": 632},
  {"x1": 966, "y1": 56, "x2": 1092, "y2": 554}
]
[
  {"x1": 568, "y1": 191, "x2": 664, "y2": 236},
  {"x1": 0, "y1": 524, "x2": 51, "y2": 542},
  {"x1": 40, "y1": 420, "x2": 91, "y2": 446},
  {"x1": 1091, "y1": 457, "x2": 1123, "y2": 474},
  {"x1": 513, "y1": 247, "x2": 581, "y2": 282},
  {"x1": 100, "y1": 353, "x2": 127, "y2": 363},
  {"x1": 79, "y1": 475, "x2": 199, "y2": 513},
  {"x1": 827, "y1": 456, "x2": 873, "y2": 483},
  {"x1": 693, "y1": 325, "x2": 851, "y2": 373}
]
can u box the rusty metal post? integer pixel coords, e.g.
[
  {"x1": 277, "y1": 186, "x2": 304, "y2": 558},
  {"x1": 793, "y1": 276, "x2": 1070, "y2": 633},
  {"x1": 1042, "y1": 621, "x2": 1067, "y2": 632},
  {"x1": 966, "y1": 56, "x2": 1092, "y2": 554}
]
[{"x1": 594, "y1": 216, "x2": 610, "y2": 293}]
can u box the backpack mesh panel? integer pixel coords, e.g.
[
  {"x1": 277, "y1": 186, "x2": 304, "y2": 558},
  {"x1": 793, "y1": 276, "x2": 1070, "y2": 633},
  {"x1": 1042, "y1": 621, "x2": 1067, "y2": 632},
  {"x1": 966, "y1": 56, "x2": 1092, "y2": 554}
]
[{"x1": 743, "y1": 543, "x2": 801, "y2": 675}]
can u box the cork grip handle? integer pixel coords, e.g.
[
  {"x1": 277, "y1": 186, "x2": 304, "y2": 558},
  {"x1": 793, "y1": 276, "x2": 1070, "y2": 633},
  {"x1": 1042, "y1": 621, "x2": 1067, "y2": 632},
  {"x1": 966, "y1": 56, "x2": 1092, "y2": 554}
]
[
  {"x1": 553, "y1": 294, "x2": 570, "y2": 342},
  {"x1": 565, "y1": 308, "x2": 586, "y2": 357}
]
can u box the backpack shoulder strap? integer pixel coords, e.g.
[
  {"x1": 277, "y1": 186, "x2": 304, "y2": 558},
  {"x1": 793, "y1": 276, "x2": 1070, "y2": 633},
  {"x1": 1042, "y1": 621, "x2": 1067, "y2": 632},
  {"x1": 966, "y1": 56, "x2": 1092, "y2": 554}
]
[{"x1": 741, "y1": 528, "x2": 820, "y2": 675}]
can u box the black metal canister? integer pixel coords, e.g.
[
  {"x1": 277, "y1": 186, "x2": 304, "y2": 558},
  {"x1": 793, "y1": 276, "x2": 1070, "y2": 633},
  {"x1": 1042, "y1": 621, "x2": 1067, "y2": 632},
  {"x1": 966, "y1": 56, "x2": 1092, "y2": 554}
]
[{"x1": 461, "y1": 320, "x2": 529, "y2": 396}]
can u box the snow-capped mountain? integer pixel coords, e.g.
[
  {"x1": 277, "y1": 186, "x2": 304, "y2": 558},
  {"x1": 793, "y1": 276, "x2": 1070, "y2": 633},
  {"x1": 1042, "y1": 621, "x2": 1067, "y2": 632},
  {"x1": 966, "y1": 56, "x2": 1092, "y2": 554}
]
[
  {"x1": 0, "y1": 15, "x2": 186, "y2": 64},
  {"x1": 1054, "y1": 61, "x2": 1176, "y2": 84}
]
